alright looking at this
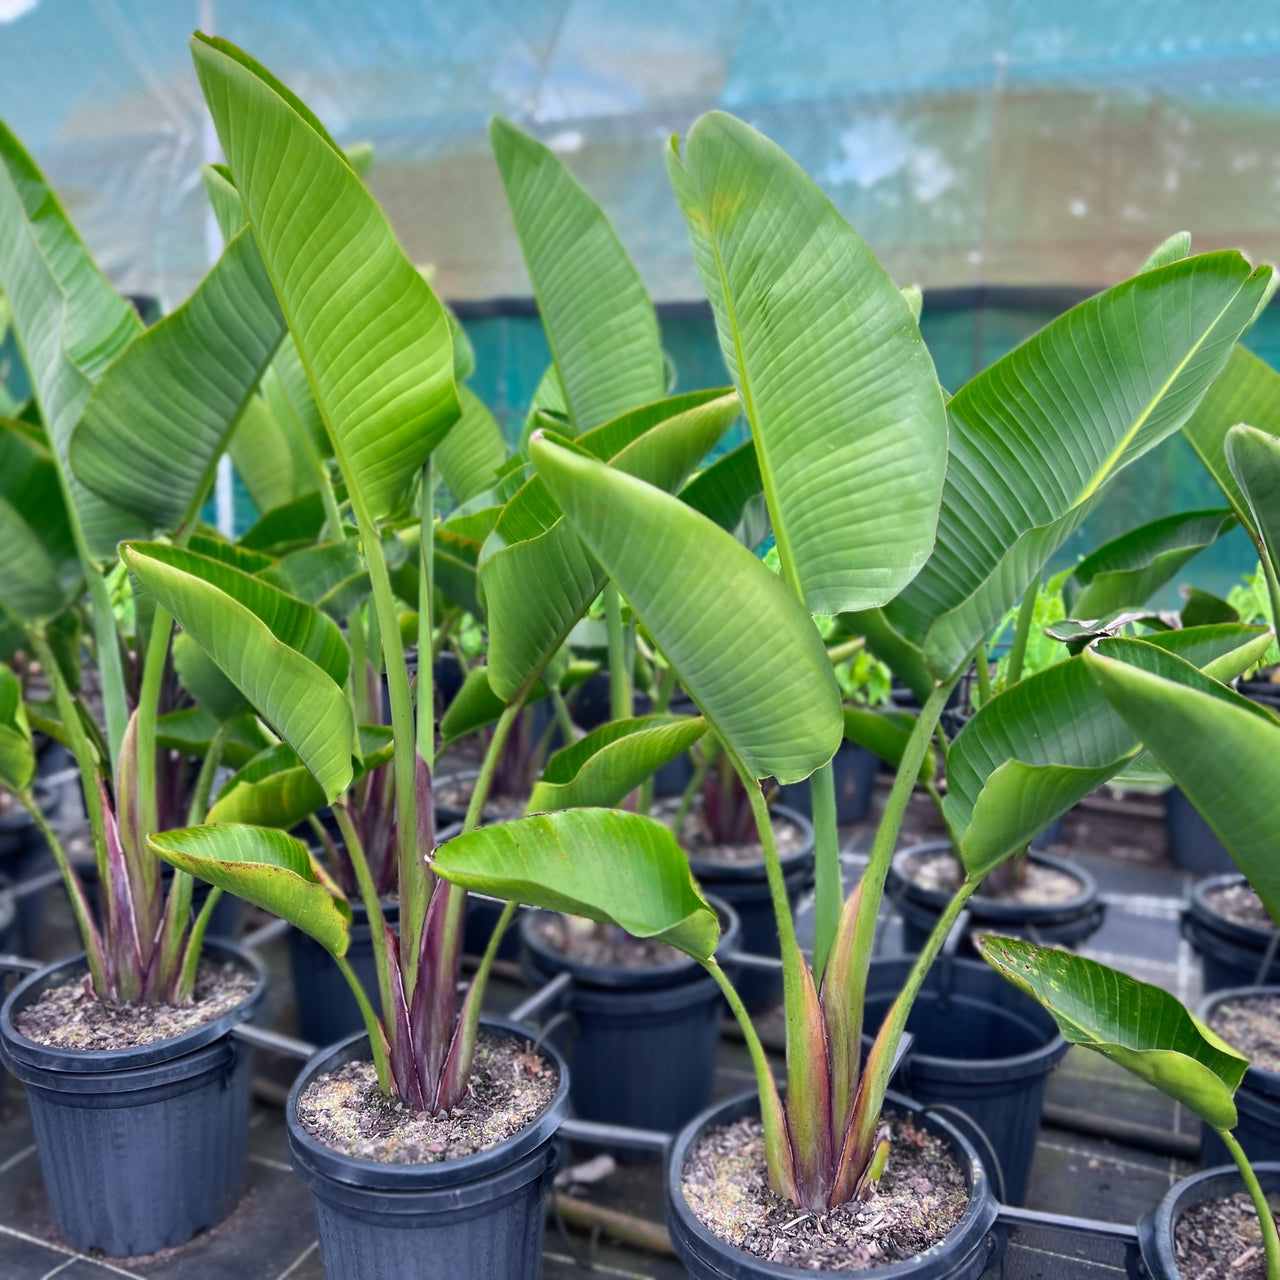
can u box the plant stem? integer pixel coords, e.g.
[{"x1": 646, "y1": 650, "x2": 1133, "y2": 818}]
[
  {"x1": 550, "y1": 687, "x2": 576, "y2": 749},
  {"x1": 809, "y1": 757, "x2": 840, "y2": 983},
  {"x1": 842, "y1": 677, "x2": 958, "y2": 1073},
  {"x1": 430, "y1": 607, "x2": 460, "y2": 661},
  {"x1": 348, "y1": 606, "x2": 369, "y2": 725},
  {"x1": 134, "y1": 608, "x2": 172, "y2": 902},
  {"x1": 974, "y1": 641, "x2": 992, "y2": 708},
  {"x1": 417, "y1": 465, "x2": 436, "y2": 768},
  {"x1": 174, "y1": 885, "x2": 224, "y2": 1002},
  {"x1": 19, "y1": 791, "x2": 108, "y2": 993},
  {"x1": 849, "y1": 878, "x2": 979, "y2": 1167},
  {"x1": 84, "y1": 568, "x2": 128, "y2": 767},
  {"x1": 348, "y1": 493, "x2": 423, "y2": 996},
  {"x1": 826, "y1": 637, "x2": 865, "y2": 666},
  {"x1": 334, "y1": 953, "x2": 393, "y2": 1093},
  {"x1": 1220, "y1": 1128, "x2": 1280, "y2": 1280},
  {"x1": 186, "y1": 719, "x2": 229, "y2": 825},
  {"x1": 1005, "y1": 581, "x2": 1040, "y2": 689},
  {"x1": 462, "y1": 695, "x2": 527, "y2": 836},
  {"x1": 29, "y1": 630, "x2": 111, "y2": 889},
  {"x1": 702, "y1": 956, "x2": 795, "y2": 1197},
  {"x1": 605, "y1": 583, "x2": 630, "y2": 722},
  {"x1": 333, "y1": 802, "x2": 394, "y2": 1035}
]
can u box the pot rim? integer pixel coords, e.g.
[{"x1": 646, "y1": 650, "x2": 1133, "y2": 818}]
[
  {"x1": 519, "y1": 896, "x2": 741, "y2": 991},
  {"x1": 285, "y1": 1018, "x2": 569, "y2": 1191},
  {"x1": 0, "y1": 937, "x2": 267, "y2": 1074},
  {"x1": 667, "y1": 1087, "x2": 999, "y2": 1278},
  {"x1": 1195, "y1": 983, "x2": 1280, "y2": 1096},
  {"x1": 1189, "y1": 874, "x2": 1277, "y2": 943},
  {"x1": 1138, "y1": 1161, "x2": 1280, "y2": 1275},
  {"x1": 891, "y1": 842, "x2": 1099, "y2": 920}
]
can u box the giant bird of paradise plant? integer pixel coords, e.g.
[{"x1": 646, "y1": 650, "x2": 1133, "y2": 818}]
[{"x1": 433, "y1": 116, "x2": 1275, "y2": 1211}]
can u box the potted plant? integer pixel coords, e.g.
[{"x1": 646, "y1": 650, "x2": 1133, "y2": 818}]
[
  {"x1": 0, "y1": 116, "x2": 303, "y2": 1253},
  {"x1": 137, "y1": 36, "x2": 740, "y2": 1278},
  {"x1": 429, "y1": 120, "x2": 1273, "y2": 1271}
]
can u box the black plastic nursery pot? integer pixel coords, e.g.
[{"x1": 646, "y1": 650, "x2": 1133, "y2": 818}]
[
  {"x1": 290, "y1": 898, "x2": 397, "y2": 1048},
  {"x1": 1184, "y1": 873, "x2": 1280, "y2": 992},
  {"x1": 776, "y1": 741, "x2": 879, "y2": 825},
  {"x1": 686, "y1": 803, "x2": 814, "y2": 1014},
  {"x1": 0, "y1": 939, "x2": 267, "y2": 1256},
  {"x1": 1196, "y1": 985, "x2": 1280, "y2": 1167},
  {"x1": 1132, "y1": 1161, "x2": 1280, "y2": 1279},
  {"x1": 520, "y1": 899, "x2": 740, "y2": 1135},
  {"x1": 667, "y1": 1089, "x2": 1000, "y2": 1279},
  {"x1": 286, "y1": 1021, "x2": 569, "y2": 1280},
  {"x1": 888, "y1": 842, "x2": 1105, "y2": 959},
  {"x1": 1164, "y1": 788, "x2": 1236, "y2": 875},
  {"x1": 862, "y1": 955, "x2": 1068, "y2": 1206}
]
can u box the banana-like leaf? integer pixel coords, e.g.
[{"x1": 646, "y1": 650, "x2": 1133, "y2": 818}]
[
  {"x1": 433, "y1": 386, "x2": 508, "y2": 505},
  {"x1": 678, "y1": 441, "x2": 765, "y2": 542},
  {"x1": 439, "y1": 665, "x2": 549, "y2": 747},
  {"x1": 1183, "y1": 344, "x2": 1280, "y2": 531},
  {"x1": 977, "y1": 936, "x2": 1245, "y2": 1131},
  {"x1": 1063, "y1": 509, "x2": 1236, "y2": 618},
  {"x1": 70, "y1": 227, "x2": 287, "y2": 531},
  {"x1": 533, "y1": 437, "x2": 842, "y2": 784},
  {"x1": 482, "y1": 389, "x2": 741, "y2": 701},
  {"x1": 1141, "y1": 231, "x2": 1192, "y2": 272},
  {"x1": 173, "y1": 632, "x2": 251, "y2": 722},
  {"x1": 948, "y1": 625, "x2": 1274, "y2": 878},
  {"x1": 187, "y1": 532, "x2": 276, "y2": 576},
  {"x1": 208, "y1": 725, "x2": 393, "y2": 828},
  {"x1": 1182, "y1": 587, "x2": 1240, "y2": 628},
  {"x1": 491, "y1": 118, "x2": 664, "y2": 433},
  {"x1": 156, "y1": 707, "x2": 273, "y2": 769},
  {"x1": 528, "y1": 715, "x2": 707, "y2": 811},
  {"x1": 1226, "y1": 424, "x2": 1280, "y2": 575},
  {"x1": 260, "y1": 538, "x2": 400, "y2": 621},
  {"x1": 228, "y1": 393, "x2": 316, "y2": 515},
  {"x1": 863, "y1": 253, "x2": 1273, "y2": 679},
  {"x1": 0, "y1": 422, "x2": 81, "y2": 623},
  {"x1": 431, "y1": 808, "x2": 720, "y2": 960},
  {"x1": 0, "y1": 123, "x2": 143, "y2": 560},
  {"x1": 432, "y1": 508, "x2": 499, "y2": 619},
  {"x1": 192, "y1": 35, "x2": 459, "y2": 521},
  {"x1": 1084, "y1": 637, "x2": 1280, "y2": 922},
  {"x1": 149, "y1": 824, "x2": 351, "y2": 954},
  {"x1": 839, "y1": 608, "x2": 935, "y2": 706},
  {"x1": 668, "y1": 112, "x2": 948, "y2": 614},
  {"x1": 841, "y1": 707, "x2": 936, "y2": 785},
  {"x1": 240, "y1": 493, "x2": 327, "y2": 555},
  {"x1": 0, "y1": 664, "x2": 35, "y2": 792},
  {"x1": 123, "y1": 541, "x2": 354, "y2": 799}
]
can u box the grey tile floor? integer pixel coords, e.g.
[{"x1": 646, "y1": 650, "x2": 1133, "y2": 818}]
[{"x1": 0, "y1": 785, "x2": 1227, "y2": 1277}]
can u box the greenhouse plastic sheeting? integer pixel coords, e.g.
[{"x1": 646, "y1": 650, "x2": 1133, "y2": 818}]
[{"x1": 2, "y1": 0, "x2": 1280, "y2": 306}]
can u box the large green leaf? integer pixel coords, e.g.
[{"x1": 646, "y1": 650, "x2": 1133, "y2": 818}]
[
  {"x1": 155, "y1": 707, "x2": 273, "y2": 769},
  {"x1": 173, "y1": 631, "x2": 251, "y2": 722},
  {"x1": 0, "y1": 123, "x2": 143, "y2": 559},
  {"x1": 0, "y1": 422, "x2": 81, "y2": 623},
  {"x1": 123, "y1": 541, "x2": 354, "y2": 799},
  {"x1": 678, "y1": 441, "x2": 766, "y2": 544},
  {"x1": 948, "y1": 625, "x2": 1275, "y2": 877},
  {"x1": 482, "y1": 389, "x2": 740, "y2": 701},
  {"x1": 1084, "y1": 637, "x2": 1280, "y2": 922},
  {"x1": 70, "y1": 228, "x2": 287, "y2": 531},
  {"x1": 439, "y1": 664, "x2": 550, "y2": 747},
  {"x1": 861, "y1": 253, "x2": 1273, "y2": 679},
  {"x1": 668, "y1": 112, "x2": 947, "y2": 613},
  {"x1": 977, "y1": 936, "x2": 1245, "y2": 1131},
  {"x1": 1183, "y1": 344, "x2": 1280, "y2": 531},
  {"x1": 208, "y1": 725, "x2": 393, "y2": 828},
  {"x1": 433, "y1": 386, "x2": 508, "y2": 506},
  {"x1": 431, "y1": 808, "x2": 720, "y2": 959},
  {"x1": 240, "y1": 493, "x2": 327, "y2": 556},
  {"x1": 1226, "y1": 424, "x2": 1280, "y2": 575},
  {"x1": 490, "y1": 118, "x2": 664, "y2": 433},
  {"x1": 149, "y1": 824, "x2": 351, "y2": 954},
  {"x1": 533, "y1": 437, "x2": 842, "y2": 783},
  {"x1": 0, "y1": 664, "x2": 35, "y2": 792},
  {"x1": 192, "y1": 35, "x2": 459, "y2": 522},
  {"x1": 528, "y1": 715, "x2": 707, "y2": 811},
  {"x1": 1063, "y1": 509, "x2": 1236, "y2": 618}
]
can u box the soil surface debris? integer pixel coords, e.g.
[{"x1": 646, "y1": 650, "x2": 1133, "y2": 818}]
[{"x1": 1175, "y1": 1190, "x2": 1280, "y2": 1280}]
